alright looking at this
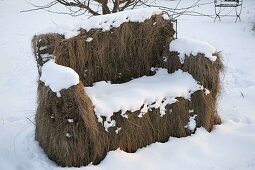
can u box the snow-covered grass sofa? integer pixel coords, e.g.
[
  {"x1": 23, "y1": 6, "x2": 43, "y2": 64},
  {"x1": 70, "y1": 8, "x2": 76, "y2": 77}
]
[{"x1": 32, "y1": 8, "x2": 223, "y2": 167}]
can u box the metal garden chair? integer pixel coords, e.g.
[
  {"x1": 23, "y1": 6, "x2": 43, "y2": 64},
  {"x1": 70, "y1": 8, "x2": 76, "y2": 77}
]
[{"x1": 214, "y1": 0, "x2": 243, "y2": 22}]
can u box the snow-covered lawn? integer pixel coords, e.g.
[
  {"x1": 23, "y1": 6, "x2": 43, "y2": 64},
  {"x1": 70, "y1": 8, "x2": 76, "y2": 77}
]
[{"x1": 0, "y1": 0, "x2": 255, "y2": 169}]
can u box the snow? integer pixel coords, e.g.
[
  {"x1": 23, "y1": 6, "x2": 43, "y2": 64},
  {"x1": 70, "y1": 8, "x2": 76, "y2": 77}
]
[
  {"x1": 40, "y1": 53, "x2": 53, "y2": 61},
  {"x1": 65, "y1": 133, "x2": 72, "y2": 138},
  {"x1": 115, "y1": 127, "x2": 121, "y2": 134},
  {"x1": 170, "y1": 38, "x2": 217, "y2": 64},
  {"x1": 42, "y1": 7, "x2": 163, "y2": 39},
  {"x1": 186, "y1": 114, "x2": 197, "y2": 132},
  {"x1": 104, "y1": 120, "x2": 116, "y2": 132},
  {"x1": 1, "y1": 0, "x2": 255, "y2": 169},
  {"x1": 86, "y1": 69, "x2": 202, "y2": 130},
  {"x1": 67, "y1": 118, "x2": 74, "y2": 123},
  {"x1": 86, "y1": 37, "x2": 93, "y2": 42},
  {"x1": 40, "y1": 60, "x2": 79, "y2": 97}
]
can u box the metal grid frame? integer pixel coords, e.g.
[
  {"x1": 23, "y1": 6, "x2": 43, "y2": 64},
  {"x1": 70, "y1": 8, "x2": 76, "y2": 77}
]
[{"x1": 214, "y1": 0, "x2": 243, "y2": 22}]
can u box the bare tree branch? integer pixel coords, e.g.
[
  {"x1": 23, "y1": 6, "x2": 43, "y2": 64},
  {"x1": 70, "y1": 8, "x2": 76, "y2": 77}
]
[
  {"x1": 21, "y1": 0, "x2": 215, "y2": 20},
  {"x1": 20, "y1": 1, "x2": 58, "y2": 13},
  {"x1": 56, "y1": 0, "x2": 100, "y2": 15}
]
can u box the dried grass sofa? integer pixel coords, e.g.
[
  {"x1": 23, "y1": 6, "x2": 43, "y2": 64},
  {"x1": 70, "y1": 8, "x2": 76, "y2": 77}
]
[{"x1": 32, "y1": 8, "x2": 223, "y2": 167}]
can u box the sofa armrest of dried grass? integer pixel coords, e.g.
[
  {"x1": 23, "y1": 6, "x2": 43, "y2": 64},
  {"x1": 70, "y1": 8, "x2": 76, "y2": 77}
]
[{"x1": 159, "y1": 50, "x2": 223, "y2": 98}]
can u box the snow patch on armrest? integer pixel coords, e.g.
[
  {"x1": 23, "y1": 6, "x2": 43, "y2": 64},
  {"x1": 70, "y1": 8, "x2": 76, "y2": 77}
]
[
  {"x1": 170, "y1": 38, "x2": 217, "y2": 64},
  {"x1": 40, "y1": 60, "x2": 79, "y2": 97}
]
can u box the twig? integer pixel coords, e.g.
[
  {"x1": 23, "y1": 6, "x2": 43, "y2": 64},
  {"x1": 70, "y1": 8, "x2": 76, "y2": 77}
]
[{"x1": 26, "y1": 117, "x2": 35, "y2": 125}]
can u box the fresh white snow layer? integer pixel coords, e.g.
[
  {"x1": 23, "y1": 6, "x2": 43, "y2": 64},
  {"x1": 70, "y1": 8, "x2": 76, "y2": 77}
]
[
  {"x1": 186, "y1": 114, "x2": 197, "y2": 132},
  {"x1": 1, "y1": 0, "x2": 255, "y2": 169},
  {"x1": 85, "y1": 37, "x2": 93, "y2": 42},
  {"x1": 40, "y1": 60, "x2": 79, "y2": 96},
  {"x1": 170, "y1": 38, "x2": 217, "y2": 64},
  {"x1": 86, "y1": 68, "x2": 203, "y2": 130},
  {"x1": 42, "y1": 7, "x2": 162, "y2": 39}
]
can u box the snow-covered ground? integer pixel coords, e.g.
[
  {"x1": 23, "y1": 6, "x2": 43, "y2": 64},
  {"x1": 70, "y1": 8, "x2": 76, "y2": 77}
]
[{"x1": 0, "y1": 0, "x2": 255, "y2": 169}]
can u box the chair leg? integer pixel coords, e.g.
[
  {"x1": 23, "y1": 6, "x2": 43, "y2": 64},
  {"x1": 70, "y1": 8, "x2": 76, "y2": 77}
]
[
  {"x1": 235, "y1": 15, "x2": 241, "y2": 23},
  {"x1": 214, "y1": 14, "x2": 221, "y2": 22},
  {"x1": 235, "y1": 4, "x2": 243, "y2": 23},
  {"x1": 214, "y1": 6, "x2": 221, "y2": 22}
]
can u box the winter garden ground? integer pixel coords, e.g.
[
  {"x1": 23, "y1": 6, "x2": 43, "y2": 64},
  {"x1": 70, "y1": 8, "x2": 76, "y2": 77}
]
[{"x1": 0, "y1": 0, "x2": 255, "y2": 169}]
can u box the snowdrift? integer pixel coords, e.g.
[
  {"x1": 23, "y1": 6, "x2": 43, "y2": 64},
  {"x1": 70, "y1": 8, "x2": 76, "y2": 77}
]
[{"x1": 32, "y1": 8, "x2": 222, "y2": 167}]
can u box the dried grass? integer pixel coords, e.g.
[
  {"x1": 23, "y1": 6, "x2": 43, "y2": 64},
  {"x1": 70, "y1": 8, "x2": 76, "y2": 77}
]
[
  {"x1": 159, "y1": 51, "x2": 223, "y2": 98},
  {"x1": 32, "y1": 34, "x2": 64, "y2": 75},
  {"x1": 53, "y1": 15, "x2": 175, "y2": 85},
  {"x1": 35, "y1": 82, "x2": 108, "y2": 167},
  {"x1": 35, "y1": 80, "x2": 189, "y2": 166},
  {"x1": 33, "y1": 14, "x2": 222, "y2": 167},
  {"x1": 36, "y1": 80, "x2": 220, "y2": 167}
]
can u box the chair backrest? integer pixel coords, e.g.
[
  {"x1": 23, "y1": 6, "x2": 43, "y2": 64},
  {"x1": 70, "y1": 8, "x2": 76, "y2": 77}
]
[
  {"x1": 215, "y1": 0, "x2": 241, "y2": 3},
  {"x1": 33, "y1": 15, "x2": 175, "y2": 86}
]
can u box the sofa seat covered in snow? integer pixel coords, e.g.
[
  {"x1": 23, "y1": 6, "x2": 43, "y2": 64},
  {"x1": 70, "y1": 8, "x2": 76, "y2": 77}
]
[{"x1": 32, "y1": 8, "x2": 223, "y2": 167}]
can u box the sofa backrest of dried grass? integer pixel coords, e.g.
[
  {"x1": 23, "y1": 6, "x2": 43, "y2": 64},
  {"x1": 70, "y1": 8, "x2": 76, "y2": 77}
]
[{"x1": 32, "y1": 15, "x2": 176, "y2": 86}]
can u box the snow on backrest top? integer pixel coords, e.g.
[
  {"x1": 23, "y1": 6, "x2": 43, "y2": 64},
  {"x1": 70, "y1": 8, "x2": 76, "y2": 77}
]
[
  {"x1": 80, "y1": 7, "x2": 163, "y2": 31},
  {"x1": 170, "y1": 38, "x2": 217, "y2": 64},
  {"x1": 42, "y1": 7, "x2": 164, "y2": 39}
]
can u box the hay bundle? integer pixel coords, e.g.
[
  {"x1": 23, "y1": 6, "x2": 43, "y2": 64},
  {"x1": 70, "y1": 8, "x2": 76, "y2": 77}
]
[
  {"x1": 32, "y1": 34, "x2": 64, "y2": 75},
  {"x1": 182, "y1": 53, "x2": 223, "y2": 98},
  {"x1": 35, "y1": 81, "x2": 109, "y2": 167},
  {"x1": 109, "y1": 90, "x2": 221, "y2": 149},
  {"x1": 33, "y1": 12, "x2": 222, "y2": 167},
  {"x1": 36, "y1": 80, "x2": 221, "y2": 167},
  {"x1": 52, "y1": 15, "x2": 175, "y2": 86},
  {"x1": 108, "y1": 110, "x2": 156, "y2": 152},
  {"x1": 157, "y1": 50, "x2": 223, "y2": 131},
  {"x1": 159, "y1": 50, "x2": 223, "y2": 98}
]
